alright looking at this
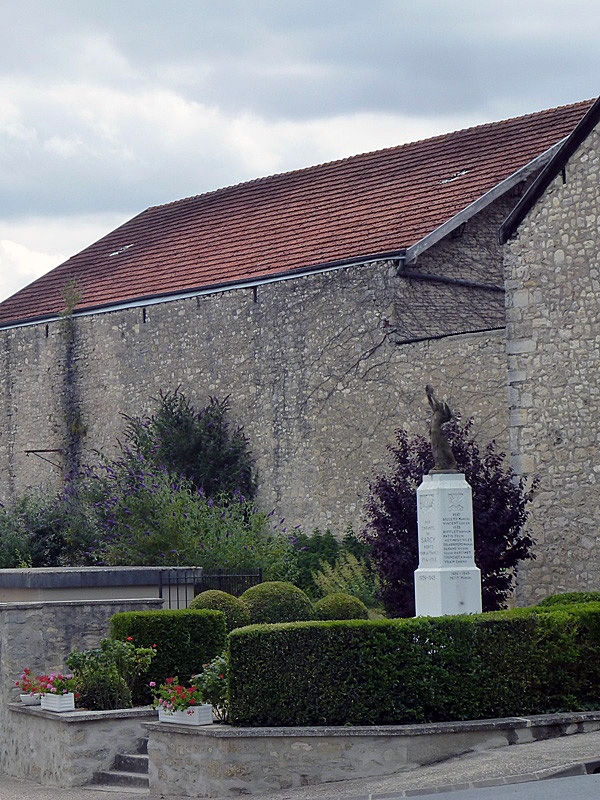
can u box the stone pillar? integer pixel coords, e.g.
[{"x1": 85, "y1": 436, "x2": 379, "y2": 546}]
[{"x1": 414, "y1": 472, "x2": 482, "y2": 616}]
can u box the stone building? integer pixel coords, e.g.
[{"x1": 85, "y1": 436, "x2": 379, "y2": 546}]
[
  {"x1": 500, "y1": 95, "x2": 600, "y2": 603},
  {"x1": 0, "y1": 98, "x2": 596, "y2": 602}
]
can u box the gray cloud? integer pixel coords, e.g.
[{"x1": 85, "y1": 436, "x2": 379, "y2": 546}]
[
  {"x1": 3, "y1": 1, "x2": 598, "y2": 119},
  {"x1": 0, "y1": 0, "x2": 598, "y2": 302}
]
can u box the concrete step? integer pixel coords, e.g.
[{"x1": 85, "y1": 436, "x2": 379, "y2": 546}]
[
  {"x1": 89, "y1": 740, "x2": 150, "y2": 792},
  {"x1": 115, "y1": 752, "x2": 149, "y2": 774},
  {"x1": 92, "y1": 769, "x2": 149, "y2": 789}
]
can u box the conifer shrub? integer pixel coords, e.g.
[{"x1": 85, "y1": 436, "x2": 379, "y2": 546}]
[
  {"x1": 290, "y1": 527, "x2": 371, "y2": 598},
  {"x1": 290, "y1": 528, "x2": 340, "y2": 596},
  {"x1": 190, "y1": 590, "x2": 250, "y2": 632},
  {"x1": 314, "y1": 592, "x2": 369, "y2": 620},
  {"x1": 122, "y1": 389, "x2": 257, "y2": 499},
  {"x1": 110, "y1": 608, "x2": 226, "y2": 703},
  {"x1": 228, "y1": 605, "x2": 600, "y2": 726},
  {"x1": 240, "y1": 581, "x2": 315, "y2": 624}
]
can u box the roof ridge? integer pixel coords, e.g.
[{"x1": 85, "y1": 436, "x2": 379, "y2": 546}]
[{"x1": 147, "y1": 99, "x2": 594, "y2": 213}]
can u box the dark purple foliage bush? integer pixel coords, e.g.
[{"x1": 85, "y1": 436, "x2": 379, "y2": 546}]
[{"x1": 362, "y1": 420, "x2": 538, "y2": 617}]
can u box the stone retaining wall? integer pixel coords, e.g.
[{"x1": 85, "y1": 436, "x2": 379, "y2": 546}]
[
  {"x1": 0, "y1": 565, "x2": 199, "y2": 608},
  {"x1": 144, "y1": 712, "x2": 600, "y2": 797},
  {"x1": 6, "y1": 705, "x2": 155, "y2": 787},
  {"x1": 0, "y1": 598, "x2": 162, "y2": 778}
]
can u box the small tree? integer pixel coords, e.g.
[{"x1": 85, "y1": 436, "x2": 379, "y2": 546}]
[
  {"x1": 122, "y1": 389, "x2": 257, "y2": 499},
  {"x1": 363, "y1": 420, "x2": 537, "y2": 617}
]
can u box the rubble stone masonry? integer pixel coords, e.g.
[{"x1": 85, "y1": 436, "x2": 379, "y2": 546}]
[
  {"x1": 504, "y1": 126, "x2": 600, "y2": 604},
  {"x1": 0, "y1": 200, "x2": 510, "y2": 539}
]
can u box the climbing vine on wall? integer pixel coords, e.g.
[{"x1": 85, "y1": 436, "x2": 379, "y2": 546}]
[{"x1": 59, "y1": 279, "x2": 85, "y2": 475}]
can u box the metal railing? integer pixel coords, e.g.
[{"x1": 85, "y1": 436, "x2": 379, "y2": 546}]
[
  {"x1": 158, "y1": 567, "x2": 262, "y2": 608},
  {"x1": 195, "y1": 568, "x2": 262, "y2": 598}
]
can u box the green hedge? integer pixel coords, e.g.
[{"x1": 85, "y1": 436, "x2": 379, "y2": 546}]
[
  {"x1": 110, "y1": 608, "x2": 226, "y2": 703},
  {"x1": 228, "y1": 605, "x2": 600, "y2": 726},
  {"x1": 190, "y1": 590, "x2": 250, "y2": 632},
  {"x1": 314, "y1": 592, "x2": 369, "y2": 620},
  {"x1": 240, "y1": 581, "x2": 314, "y2": 624},
  {"x1": 537, "y1": 591, "x2": 600, "y2": 607}
]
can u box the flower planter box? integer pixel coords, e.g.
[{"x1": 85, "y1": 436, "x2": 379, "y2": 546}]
[
  {"x1": 41, "y1": 692, "x2": 75, "y2": 712},
  {"x1": 20, "y1": 693, "x2": 42, "y2": 705},
  {"x1": 158, "y1": 704, "x2": 213, "y2": 726}
]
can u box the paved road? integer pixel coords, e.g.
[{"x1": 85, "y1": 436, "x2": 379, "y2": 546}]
[
  {"x1": 410, "y1": 774, "x2": 600, "y2": 800},
  {"x1": 2, "y1": 729, "x2": 600, "y2": 800}
]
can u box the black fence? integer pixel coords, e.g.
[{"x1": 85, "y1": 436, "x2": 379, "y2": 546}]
[
  {"x1": 195, "y1": 568, "x2": 263, "y2": 598},
  {"x1": 158, "y1": 567, "x2": 262, "y2": 609}
]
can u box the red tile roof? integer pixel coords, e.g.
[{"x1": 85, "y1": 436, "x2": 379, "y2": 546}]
[{"x1": 0, "y1": 99, "x2": 593, "y2": 327}]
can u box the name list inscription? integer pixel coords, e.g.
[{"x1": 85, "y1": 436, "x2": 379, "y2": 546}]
[{"x1": 417, "y1": 489, "x2": 474, "y2": 567}]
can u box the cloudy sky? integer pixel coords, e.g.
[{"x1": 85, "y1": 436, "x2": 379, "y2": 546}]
[{"x1": 0, "y1": 0, "x2": 598, "y2": 302}]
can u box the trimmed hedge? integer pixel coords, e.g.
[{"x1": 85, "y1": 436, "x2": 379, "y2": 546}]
[
  {"x1": 240, "y1": 581, "x2": 314, "y2": 624},
  {"x1": 537, "y1": 591, "x2": 600, "y2": 607},
  {"x1": 315, "y1": 592, "x2": 369, "y2": 620},
  {"x1": 110, "y1": 608, "x2": 226, "y2": 703},
  {"x1": 228, "y1": 604, "x2": 600, "y2": 726},
  {"x1": 190, "y1": 590, "x2": 250, "y2": 632}
]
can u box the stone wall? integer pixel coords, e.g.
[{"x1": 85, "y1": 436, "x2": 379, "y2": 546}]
[
  {"x1": 0, "y1": 598, "x2": 162, "y2": 776},
  {"x1": 0, "y1": 198, "x2": 510, "y2": 537},
  {"x1": 145, "y1": 713, "x2": 600, "y2": 797},
  {"x1": 6, "y1": 705, "x2": 154, "y2": 786},
  {"x1": 504, "y1": 125, "x2": 600, "y2": 604}
]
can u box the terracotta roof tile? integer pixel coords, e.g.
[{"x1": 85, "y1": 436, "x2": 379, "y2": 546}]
[{"x1": 0, "y1": 99, "x2": 594, "y2": 327}]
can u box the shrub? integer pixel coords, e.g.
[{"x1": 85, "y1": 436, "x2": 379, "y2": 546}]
[
  {"x1": 290, "y1": 526, "x2": 371, "y2": 598},
  {"x1": 0, "y1": 488, "x2": 100, "y2": 568},
  {"x1": 228, "y1": 605, "x2": 600, "y2": 726},
  {"x1": 192, "y1": 652, "x2": 229, "y2": 722},
  {"x1": 110, "y1": 609, "x2": 226, "y2": 703},
  {"x1": 537, "y1": 591, "x2": 600, "y2": 607},
  {"x1": 122, "y1": 389, "x2": 257, "y2": 499},
  {"x1": 79, "y1": 458, "x2": 294, "y2": 576},
  {"x1": 314, "y1": 593, "x2": 369, "y2": 620},
  {"x1": 363, "y1": 420, "x2": 537, "y2": 616},
  {"x1": 290, "y1": 529, "x2": 341, "y2": 596},
  {"x1": 0, "y1": 502, "x2": 31, "y2": 568},
  {"x1": 190, "y1": 590, "x2": 250, "y2": 632},
  {"x1": 312, "y1": 551, "x2": 379, "y2": 607},
  {"x1": 66, "y1": 638, "x2": 156, "y2": 710},
  {"x1": 240, "y1": 581, "x2": 315, "y2": 624}
]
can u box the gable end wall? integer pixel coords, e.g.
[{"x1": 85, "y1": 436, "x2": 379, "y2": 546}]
[{"x1": 505, "y1": 125, "x2": 600, "y2": 603}]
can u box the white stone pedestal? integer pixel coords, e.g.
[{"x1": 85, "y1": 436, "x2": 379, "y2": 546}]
[{"x1": 414, "y1": 472, "x2": 482, "y2": 617}]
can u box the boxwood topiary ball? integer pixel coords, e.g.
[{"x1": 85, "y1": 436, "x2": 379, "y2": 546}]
[
  {"x1": 314, "y1": 592, "x2": 369, "y2": 620},
  {"x1": 240, "y1": 581, "x2": 315, "y2": 624},
  {"x1": 190, "y1": 589, "x2": 250, "y2": 632}
]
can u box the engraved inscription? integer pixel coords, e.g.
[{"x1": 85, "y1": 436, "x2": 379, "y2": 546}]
[{"x1": 441, "y1": 510, "x2": 473, "y2": 565}]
